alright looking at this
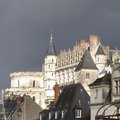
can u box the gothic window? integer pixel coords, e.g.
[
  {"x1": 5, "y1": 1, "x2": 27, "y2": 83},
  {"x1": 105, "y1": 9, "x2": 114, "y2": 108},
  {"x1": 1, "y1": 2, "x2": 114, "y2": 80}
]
[
  {"x1": 33, "y1": 81, "x2": 35, "y2": 87},
  {"x1": 86, "y1": 73, "x2": 90, "y2": 79},
  {"x1": 115, "y1": 79, "x2": 120, "y2": 95}
]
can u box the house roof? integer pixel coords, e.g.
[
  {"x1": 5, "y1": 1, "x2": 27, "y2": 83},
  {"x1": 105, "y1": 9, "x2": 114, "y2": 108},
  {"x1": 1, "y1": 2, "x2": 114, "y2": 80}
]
[
  {"x1": 95, "y1": 45, "x2": 105, "y2": 55},
  {"x1": 4, "y1": 99, "x2": 17, "y2": 118},
  {"x1": 89, "y1": 72, "x2": 111, "y2": 87},
  {"x1": 41, "y1": 83, "x2": 90, "y2": 120},
  {"x1": 75, "y1": 50, "x2": 97, "y2": 71},
  {"x1": 47, "y1": 34, "x2": 56, "y2": 55}
]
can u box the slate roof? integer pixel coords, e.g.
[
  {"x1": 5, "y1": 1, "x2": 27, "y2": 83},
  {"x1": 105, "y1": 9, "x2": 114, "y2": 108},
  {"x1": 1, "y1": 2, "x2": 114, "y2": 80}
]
[
  {"x1": 89, "y1": 72, "x2": 111, "y2": 87},
  {"x1": 75, "y1": 50, "x2": 97, "y2": 71},
  {"x1": 40, "y1": 83, "x2": 90, "y2": 120},
  {"x1": 95, "y1": 45, "x2": 105, "y2": 55},
  {"x1": 4, "y1": 99, "x2": 17, "y2": 118},
  {"x1": 47, "y1": 37, "x2": 56, "y2": 55}
]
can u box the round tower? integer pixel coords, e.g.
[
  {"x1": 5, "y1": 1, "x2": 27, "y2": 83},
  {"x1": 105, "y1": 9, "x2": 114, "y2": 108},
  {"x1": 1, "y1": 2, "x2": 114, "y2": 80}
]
[
  {"x1": 95, "y1": 45, "x2": 107, "y2": 72},
  {"x1": 44, "y1": 33, "x2": 57, "y2": 105}
]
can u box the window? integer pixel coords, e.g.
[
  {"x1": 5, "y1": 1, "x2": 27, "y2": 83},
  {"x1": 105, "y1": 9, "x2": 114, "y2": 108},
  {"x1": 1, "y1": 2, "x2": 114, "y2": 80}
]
[
  {"x1": 49, "y1": 65, "x2": 50, "y2": 68},
  {"x1": 33, "y1": 96, "x2": 35, "y2": 101},
  {"x1": 95, "y1": 89, "x2": 98, "y2": 99},
  {"x1": 18, "y1": 80, "x2": 20, "y2": 87},
  {"x1": 86, "y1": 73, "x2": 90, "y2": 79},
  {"x1": 33, "y1": 81, "x2": 35, "y2": 87},
  {"x1": 52, "y1": 59, "x2": 54, "y2": 63},
  {"x1": 97, "y1": 57, "x2": 99, "y2": 61},
  {"x1": 49, "y1": 112, "x2": 51, "y2": 120},
  {"x1": 55, "y1": 111, "x2": 57, "y2": 119},
  {"x1": 75, "y1": 109, "x2": 81, "y2": 118},
  {"x1": 48, "y1": 85, "x2": 50, "y2": 89},
  {"x1": 52, "y1": 73, "x2": 53, "y2": 76},
  {"x1": 115, "y1": 80, "x2": 120, "y2": 95}
]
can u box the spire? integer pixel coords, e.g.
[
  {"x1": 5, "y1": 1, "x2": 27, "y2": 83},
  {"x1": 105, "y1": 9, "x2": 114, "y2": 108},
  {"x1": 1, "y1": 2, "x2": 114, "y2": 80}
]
[
  {"x1": 47, "y1": 32, "x2": 56, "y2": 55},
  {"x1": 50, "y1": 32, "x2": 53, "y2": 41}
]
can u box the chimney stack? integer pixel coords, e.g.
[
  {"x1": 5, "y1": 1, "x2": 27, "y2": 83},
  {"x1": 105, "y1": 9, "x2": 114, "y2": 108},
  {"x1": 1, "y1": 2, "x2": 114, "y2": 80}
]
[{"x1": 53, "y1": 82, "x2": 60, "y2": 101}]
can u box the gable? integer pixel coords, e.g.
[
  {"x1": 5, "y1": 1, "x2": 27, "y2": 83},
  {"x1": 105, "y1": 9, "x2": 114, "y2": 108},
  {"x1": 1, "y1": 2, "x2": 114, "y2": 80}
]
[{"x1": 112, "y1": 69, "x2": 120, "y2": 78}]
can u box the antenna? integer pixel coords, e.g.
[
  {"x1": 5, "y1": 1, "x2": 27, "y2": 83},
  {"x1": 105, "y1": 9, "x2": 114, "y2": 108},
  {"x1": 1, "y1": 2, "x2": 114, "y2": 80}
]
[{"x1": 50, "y1": 27, "x2": 53, "y2": 41}]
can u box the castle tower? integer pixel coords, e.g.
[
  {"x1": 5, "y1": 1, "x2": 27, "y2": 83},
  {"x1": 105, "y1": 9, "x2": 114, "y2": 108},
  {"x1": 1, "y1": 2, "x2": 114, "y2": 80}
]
[
  {"x1": 75, "y1": 49, "x2": 98, "y2": 95},
  {"x1": 95, "y1": 44, "x2": 107, "y2": 72},
  {"x1": 44, "y1": 33, "x2": 57, "y2": 105}
]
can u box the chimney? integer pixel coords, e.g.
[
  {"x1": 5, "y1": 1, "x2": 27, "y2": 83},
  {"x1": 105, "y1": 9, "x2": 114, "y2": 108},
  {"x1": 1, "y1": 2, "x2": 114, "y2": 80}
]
[
  {"x1": 16, "y1": 96, "x2": 23, "y2": 106},
  {"x1": 53, "y1": 82, "x2": 60, "y2": 101}
]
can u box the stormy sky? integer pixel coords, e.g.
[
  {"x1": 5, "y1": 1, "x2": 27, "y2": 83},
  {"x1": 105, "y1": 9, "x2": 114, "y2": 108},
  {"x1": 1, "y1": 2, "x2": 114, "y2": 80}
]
[{"x1": 0, "y1": 0, "x2": 120, "y2": 88}]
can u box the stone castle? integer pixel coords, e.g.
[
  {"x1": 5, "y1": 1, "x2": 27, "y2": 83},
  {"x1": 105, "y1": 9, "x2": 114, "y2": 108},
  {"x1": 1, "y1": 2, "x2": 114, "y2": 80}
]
[{"x1": 5, "y1": 34, "x2": 120, "y2": 109}]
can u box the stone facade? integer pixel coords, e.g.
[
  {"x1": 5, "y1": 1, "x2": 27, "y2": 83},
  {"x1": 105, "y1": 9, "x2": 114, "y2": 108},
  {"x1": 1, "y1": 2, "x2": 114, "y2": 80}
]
[
  {"x1": 56, "y1": 35, "x2": 109, "y2": 88},
  {"x1": 89, "y1": 58, "x2": 120, "y2": 120},
  {"x1": 5, "y1": 34, "x2": 120, "y2": 110},
  {"x1": 5, "y1": 72, "x2": 46, "y2": 109}
]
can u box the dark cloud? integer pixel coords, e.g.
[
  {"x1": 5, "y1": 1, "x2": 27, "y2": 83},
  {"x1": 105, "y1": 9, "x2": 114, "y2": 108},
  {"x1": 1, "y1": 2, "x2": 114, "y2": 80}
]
[{"x1": 0, "y1": 0, "x2": 120, "y2": 88}]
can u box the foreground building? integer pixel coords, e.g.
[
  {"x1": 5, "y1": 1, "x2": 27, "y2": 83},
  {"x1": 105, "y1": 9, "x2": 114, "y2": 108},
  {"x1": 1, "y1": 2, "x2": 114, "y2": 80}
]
[
  {"x1": 39, "y1": 83, "x2": 90, "y2": 120},
  {"x1": 0, "y1": 93, "x2": 42, "y2": 120},
  {"x1": 89, "y1": 58, "x2": 120, "y2": 120}
]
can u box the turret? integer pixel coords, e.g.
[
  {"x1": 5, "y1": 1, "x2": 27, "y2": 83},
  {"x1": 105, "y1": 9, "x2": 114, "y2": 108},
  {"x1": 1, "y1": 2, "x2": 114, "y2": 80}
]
[
  {"x1": 44, "y1": 33, "x2": 57, "y2": 106},
  {"x1": 95, "y1": 44, "x2": 107, "y2": 72},
  {"x1": 75, "y1": 49, "x2": 98, "y2": 95}
]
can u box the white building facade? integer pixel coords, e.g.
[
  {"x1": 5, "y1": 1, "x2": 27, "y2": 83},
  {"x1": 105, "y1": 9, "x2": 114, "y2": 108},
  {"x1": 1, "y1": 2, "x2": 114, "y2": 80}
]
[
  {"x1": 5, "y1": 72, "x2": 46, "y2": 109},
  {"x1": 5, "y1": 34, "x2": 120, "y2": 110}
]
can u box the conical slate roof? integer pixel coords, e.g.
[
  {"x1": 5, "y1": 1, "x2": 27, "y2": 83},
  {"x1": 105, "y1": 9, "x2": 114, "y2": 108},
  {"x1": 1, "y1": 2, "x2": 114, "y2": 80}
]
[
  {"x1": 95, "y1": 45, "x2": 105, "y2": 55},
  {"x1": 75, "y1": 49, "x2": 97, "y2": 71},
  {"x1": 47, "y1": 33, "x2": 56, "y2": 55}
]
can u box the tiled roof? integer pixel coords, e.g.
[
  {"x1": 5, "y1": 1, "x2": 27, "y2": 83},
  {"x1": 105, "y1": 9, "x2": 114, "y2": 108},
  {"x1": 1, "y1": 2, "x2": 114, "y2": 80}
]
[
  {"x1": 41, "y1": 83, "x2": 90, "y2": 120},
  {"x1": 75, "y1": 50, "x2": 97, "y2": 71},
  {"x1": 89, "y1": 72, "x2": 111, "y2": 87},
  {"x1": 95, "y1": 45, "x2": 105, "y2": 55}
]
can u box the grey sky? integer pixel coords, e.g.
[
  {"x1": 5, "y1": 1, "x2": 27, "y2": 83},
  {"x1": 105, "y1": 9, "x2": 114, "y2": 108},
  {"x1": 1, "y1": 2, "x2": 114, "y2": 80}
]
[{"x1": 0, "y1": 0, "x2": 120, "y2": 88}]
